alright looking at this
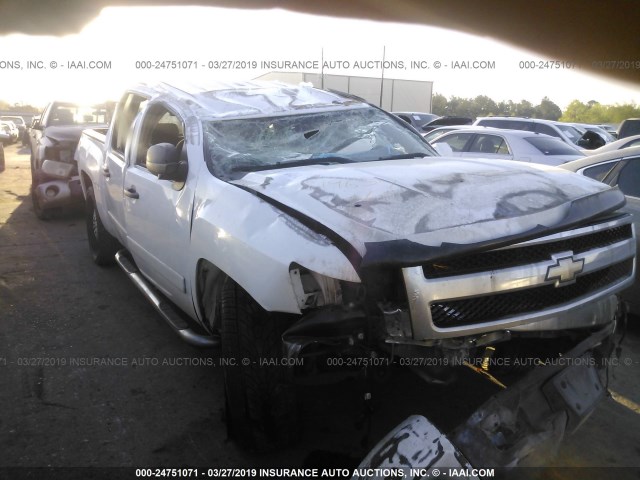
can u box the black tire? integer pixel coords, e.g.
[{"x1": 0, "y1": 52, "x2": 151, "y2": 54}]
[
  {"x1": 86, "y1": 186, "x2": 119, "y2": 266},
  {"x1": 220, "y1": 278, "x2": 298, "y2": 451}
]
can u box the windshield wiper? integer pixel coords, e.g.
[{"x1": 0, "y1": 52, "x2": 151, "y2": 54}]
[
  {"x1": 230, "y1": 156, "x2": 355, "y2": 173},
  {"x1": 375, "y1": 152, "x2": 430, "y2": 161}
]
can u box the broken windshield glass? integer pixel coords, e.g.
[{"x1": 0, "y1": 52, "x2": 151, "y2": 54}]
[{"x1": 203, "y1": 106, "x2": 436, "y2": 178}]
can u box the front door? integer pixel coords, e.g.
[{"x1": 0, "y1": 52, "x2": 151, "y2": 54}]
[{"x1": 122, "y1": 102, "x2": 193, "y2": 309}]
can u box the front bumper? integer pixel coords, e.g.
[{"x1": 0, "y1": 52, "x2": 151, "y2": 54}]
[
  {"x1": 33, "y1": 159, "x2": 84, "y2": 210},
  {"x1": 33, "y1": 177, "x2": 83, "y2": 210},
  {"x1": 357, "y1": 321, "x2": 619, "y2": 476}
]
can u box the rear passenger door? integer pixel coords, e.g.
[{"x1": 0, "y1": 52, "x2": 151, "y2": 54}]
[
  {"x1": 104, "y1": 92, "x2": 148, "y2": 241},
  {"x1": 122, "y1": 102, "x2": 194, "y2": 309},
  {"x1": 463, "y1": 133, "x2": 513, "y2": 160}
]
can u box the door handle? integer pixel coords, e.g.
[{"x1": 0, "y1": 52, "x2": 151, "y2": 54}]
[
  {"x1": 124, "y1": 186, "x2": 139, "y2": 199},
  {"x1": 101, "y1": 166, "x2": 110, "y2": 178}
]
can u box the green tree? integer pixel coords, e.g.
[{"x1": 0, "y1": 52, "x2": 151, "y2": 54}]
[
  {"x1": 534, "y1": 97, "x2": 562, "y2": 120},
  {"x1": 496, "y1": 100, "x2": 516, "y2": 117},
  {"x1": 514, "y1": 100, "x2": 535, "y2": 118},
  {"x1": 431, "y1": 93, "x2": 447, "y2": 116},
  {"x1": 473, "y1": 95, "x2": 498, "y2": 117},
  {"x1": 560, "y1": 100, "x2": 590, "y2": 122},
  {"x1": 607, "y1": 103, "x2": 640, "y2": 123}
]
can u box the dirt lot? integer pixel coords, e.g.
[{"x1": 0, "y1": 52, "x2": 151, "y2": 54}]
[{"x1": 0, "y1": 143, "x2": 639, "y2": 478}]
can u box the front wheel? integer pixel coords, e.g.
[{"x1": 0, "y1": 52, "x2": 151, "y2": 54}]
[
  {"x1": 220, "y1": 279, "x2": 299, "y2": 451},
  {"x1": 86, "y1": 186, "x2": 119, "y2": 266}
]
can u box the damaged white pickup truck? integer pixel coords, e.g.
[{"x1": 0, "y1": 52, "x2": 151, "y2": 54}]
[{"x1": 76, "y1": 81, "x2": 635, "y2": 468}]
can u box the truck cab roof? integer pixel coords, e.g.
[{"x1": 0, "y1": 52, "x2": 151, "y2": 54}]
[{"x1": 130, "y1": 81, "x2": 367, "y2": 120}]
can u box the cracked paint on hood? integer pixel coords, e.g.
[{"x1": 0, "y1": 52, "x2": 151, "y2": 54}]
[{"x1": 231, "y1": 157, "x2": 623, "y2": 266}]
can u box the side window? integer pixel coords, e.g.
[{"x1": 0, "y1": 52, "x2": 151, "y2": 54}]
[
  {"x1": 469, "y1": 134, "x2": 509, "y2": 154},
  {"x1": 134, "y1": 104, "x2": 185, "y2": 168},
  {"x1": 536, "y1": 123, "x2": 561, "y2": 139},
  {"x1": 433, "y1": 132, "x2": 473, "y2": 152},
  {"x1": 582, "y1": 161, "x2": 619, "y2": 182},
  {"x1": 111, "y1": 93, "x2": 148, "y2": 156},
  {"x1": 616, "y1": 158, "x2": 640, "y2": 197},
  {"x1": 40, "y1": 104, "x2": 52, "y2": 127}
]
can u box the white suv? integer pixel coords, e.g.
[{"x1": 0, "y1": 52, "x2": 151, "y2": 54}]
[{"x1": 474, "y1": 116, "x2": 587, "y2": 147}]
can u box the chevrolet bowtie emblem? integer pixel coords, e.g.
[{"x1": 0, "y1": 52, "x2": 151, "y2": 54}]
[{"x1": 545, "y1": 253, "x2": 585, "y2": 287}]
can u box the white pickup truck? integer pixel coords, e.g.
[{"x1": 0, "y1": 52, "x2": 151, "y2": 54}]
[{"x1": 76, "y1": 81, "x2": 635, "y2": 467}]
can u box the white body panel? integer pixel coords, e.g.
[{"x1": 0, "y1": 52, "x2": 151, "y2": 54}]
[{"x1": 75, "y1": 81, "x2": 625, "y2": 328}]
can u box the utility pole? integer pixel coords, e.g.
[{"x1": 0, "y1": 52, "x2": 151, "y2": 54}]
[{"x1": 379, "y1": 46, "x2": 386, "y2": 108}]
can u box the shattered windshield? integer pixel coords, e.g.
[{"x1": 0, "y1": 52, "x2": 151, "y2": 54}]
[{"x1": 203, "y1": 106, "x2": 436, "y2": 178}]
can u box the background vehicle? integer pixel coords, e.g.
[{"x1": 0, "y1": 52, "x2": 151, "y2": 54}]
[
  {"x1": 29, "y1": 101, "x2": 112, "y2": 219},
  {"x1": 0, "y1": 120, "x2": 19, "y2": 144},
  {"x1": 585, "y1": 134, "x2": 640, "y2": 155},
  {"x1": 76, "y1": 81, "x2": 635, "y2": 466},
  {"x1": 561, "y1": 146, "x2": 640, "y2": 313},
  {"x1": 618, "y1": 118, "x2": 640, "y2": 139},
  {"x1": 392, "y1": 111, "x2": 439, "y2": 131},
  {"x1": 598, "y1": 124, "x2": 619, "y2": 139},
  {"x1": 473, "y1": 116, "x2": 600, "y2": 149},
  {"x1": 420, "y1": 115, "x2": 474, "y2": 132},
  {"x1": 0, "y1": 122, "x2": 12, "y2": 145},
  {"x1": 430, "y1": 127, "x2": 584, "y2": 165},
  {"x1": 422, "y1": 124, "x2": 476, "y2": 143},
  {"x1": 571, "y1": 123, "x2": 615, "y2": 144},
  {"x1": 0, "y1": 115, "x2": 27, "y2": 144}
]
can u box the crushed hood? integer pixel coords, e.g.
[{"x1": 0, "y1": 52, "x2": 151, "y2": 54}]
[{"x1": 231, "y1": 157, "x2": 625, "y2": 268}]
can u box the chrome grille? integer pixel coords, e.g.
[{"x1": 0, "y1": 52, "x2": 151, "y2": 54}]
[
  {"x1": 430, "y1": 259, "x2": 633, "y2": 328},
  {"x1": 402, "y1": 215, "x2": 636, "y2": 340}
]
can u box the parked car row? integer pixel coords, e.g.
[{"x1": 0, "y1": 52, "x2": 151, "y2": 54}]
[
  {"x1": 0, "y1": 119, "x2": 19, "y2": 145},
  {"x1": 397, "y1": 112, "x2": 638, "y2": 151}
]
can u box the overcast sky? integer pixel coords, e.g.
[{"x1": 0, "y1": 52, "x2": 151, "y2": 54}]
[{"x1": 0, "y1": 6, "x2": 638, "y2": 109}]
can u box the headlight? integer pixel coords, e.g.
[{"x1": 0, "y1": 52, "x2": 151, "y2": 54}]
[{"x1": 289, "y1": 265, "x2": 343, "y2": 310}]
